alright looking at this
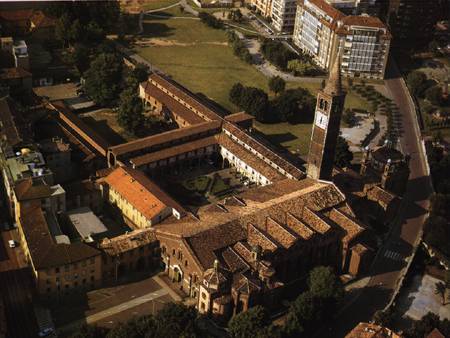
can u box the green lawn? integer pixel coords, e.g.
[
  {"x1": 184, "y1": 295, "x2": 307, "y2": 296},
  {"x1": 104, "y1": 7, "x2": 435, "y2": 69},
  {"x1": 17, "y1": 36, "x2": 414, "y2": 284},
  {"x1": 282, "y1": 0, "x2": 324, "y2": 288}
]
[
  {"x1": 136, "y1": 17, "x2": 374, "y2": 155},
  {"x1": 254, "y1": 121, "x2": 312, "y2": 156},
  {"x1": 142, "y1": 0, "x2": 180, "y2": 11}
]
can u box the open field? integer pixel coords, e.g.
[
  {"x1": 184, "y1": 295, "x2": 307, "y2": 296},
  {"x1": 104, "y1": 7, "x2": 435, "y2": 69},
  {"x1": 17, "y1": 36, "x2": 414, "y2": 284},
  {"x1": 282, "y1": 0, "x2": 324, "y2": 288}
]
[
  {"x1": 136, "y1": 15, "x2": 375, "y2": 155},
  {"x1": 254, "y1": 121, "x2": 312, "y2": 156}
]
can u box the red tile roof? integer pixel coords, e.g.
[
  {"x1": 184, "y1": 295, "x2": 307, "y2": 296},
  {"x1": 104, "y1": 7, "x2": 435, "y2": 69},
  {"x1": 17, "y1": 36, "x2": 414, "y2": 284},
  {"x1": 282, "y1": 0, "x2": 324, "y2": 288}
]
[
  {"x1": 20, "y1": 201, "x2": 100, "y2": 270},
  {"x1": 130, "y1": 135, "x2": 217, "y2": 168},
  {"x1": 104, "y1": 166, "x2": 185, "y2": 220},
  {"x1": 0, "y1": 67, "x2": 31, "y2": 80},
  {"x1": 140, "y1": 81, "x2": 206, "y2": 125},
  {"x1": 109, "y1": 120, "x2": 221, "y2": 158}
]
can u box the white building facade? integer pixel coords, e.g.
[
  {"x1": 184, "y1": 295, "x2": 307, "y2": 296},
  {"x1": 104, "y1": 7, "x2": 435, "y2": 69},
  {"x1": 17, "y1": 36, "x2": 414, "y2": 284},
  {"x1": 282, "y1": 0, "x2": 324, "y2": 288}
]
[
  {"x1": 292, "y1": 0, "x2": 391, "y2": 79},
  {"x1": 271, "y1": 0, "x2": 298, "y2": 32}
]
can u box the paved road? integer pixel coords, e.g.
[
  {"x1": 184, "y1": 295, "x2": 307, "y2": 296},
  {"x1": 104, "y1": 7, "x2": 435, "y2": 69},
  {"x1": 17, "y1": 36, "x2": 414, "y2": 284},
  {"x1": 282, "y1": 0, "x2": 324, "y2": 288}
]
[{"x1": 318, "y1": 60, "x2": 432, "y2": 337}]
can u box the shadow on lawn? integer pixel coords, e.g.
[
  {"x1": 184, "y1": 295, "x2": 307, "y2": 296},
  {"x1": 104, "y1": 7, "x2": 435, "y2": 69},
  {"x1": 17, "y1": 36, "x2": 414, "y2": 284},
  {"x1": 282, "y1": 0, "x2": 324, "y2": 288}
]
[{"x1": 141, "y1": 22, "x2": 176, "y2": 39}]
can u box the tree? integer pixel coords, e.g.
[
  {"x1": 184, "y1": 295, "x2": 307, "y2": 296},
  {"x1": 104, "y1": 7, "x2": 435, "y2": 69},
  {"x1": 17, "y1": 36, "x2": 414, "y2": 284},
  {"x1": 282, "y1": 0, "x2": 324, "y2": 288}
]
[
  {"x1": 373, "y1": 308, "x2": 394, "y2": 327},
  {"x1": 284, "y1": 291, "x2": 327, "y2": 336},
  {"x1": 69, "y1": 19, "x2": 83, "y2": 45},
  {"x1": 106, "y1": 316, "x2": 156, "y2": 338},
  {"x1": 229, "y1": 83, "x2": 269, "y2": 121},
  {"x1": 118, "y1": 88, "x2": 145, "y2": 135},
  {"x1": 55, "y1": 12, "x2": 71, "y2": 48},
  {"x1": 84, "y1": 53, "x2": 123, "y2": 105},
  {"x1": 153, "y1": 303, "x2": 201, "y2": 338},
  {"x1": 407, "y1": 71, "x2": 427, "y2": 96},
  {"x1": 70, "y1": 324, "x2": 108, "y2": 338},
  {"x1": 228, "y1": 305, "x2": 270, "y2": 338},
  {"x1": 72, "y1": 43, "x2": 90, "y2": 75},
  {"x1": 430, "y1": 193, "x2": 450, "y2": 218},
  {"x1": 425, "y1": 86, "x2": 443, "y2": 106},
  {"x1": 424, "y1": 216, "x2": 450, "y2": 257},
  {"x1": 334, "y1": 136, "x2": 353, "y2": 168},
  {"x1": 308, "y1": 266, "x2": 344, "y2": 301},
  {"x1": 270, "y1": 88, "x2": 315, "y2": 124},
  {"x1": 268, "y1": 76, "x2": 286, "y2": 95},
  {"x1": 131, "y1": 63, "x2": 149, "y2": 84},
  {"x1": 435, "y1": 282, "x2": 447, "y2": 305},
  {"x1": 342, "y1": 109, "x2": 357, "y2": 127},
  {"x1": 198, "y1": 12, "x2": 223, "y2": 29},
  {"x1": 230, "y1": 83, "x2": 245, "y2": 105}
]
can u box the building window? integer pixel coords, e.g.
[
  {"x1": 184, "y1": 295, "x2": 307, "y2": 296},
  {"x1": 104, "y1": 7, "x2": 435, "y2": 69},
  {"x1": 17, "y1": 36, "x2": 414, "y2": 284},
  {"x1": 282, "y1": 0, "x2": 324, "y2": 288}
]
[
  {"x1": 201, "y1": 292, "x2": 207, "y2": 300},
  {"x1": 172, "y1": 249, "x2": 175, "y2": 256},
  {"x1": 184, "y1": 260, "x2": 188, "y2": 267},
  {"x1": 178, "y1": 251, "x2": 183, "y2": 260}
]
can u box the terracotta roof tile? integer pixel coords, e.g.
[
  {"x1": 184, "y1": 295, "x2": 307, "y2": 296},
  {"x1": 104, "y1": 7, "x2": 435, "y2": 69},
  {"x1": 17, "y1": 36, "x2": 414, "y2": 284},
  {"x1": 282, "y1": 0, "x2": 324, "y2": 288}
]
[
  {"x1": 149, "y1": 73, "x2": 221, "y2": 122},
  {"x1": 224, "y1": 112, "x2": 254, "y2": 124},
  {"x1": 109, "y1": 120, "x2": 221, "y2": 158},
  {"x1": 247, "y1": 223, "x2": 279, "y2": 252},
  {"x1": 130, "y1": 135, "x2": 217, "y2": 167},
  {"x1": 329, "y1": 208, "x2": 364, "y2": 243},
  {"x1": 286, "y1": 213, "x2": 315, "y2": 240},
  {"x1": 265, "y1": 217, "x2": 297, "y2": 248},
  {"x1": 218, "y1": 133, "x2": 284, "y2": 182},
  {"x1": 99, "y1": 228, "x2": 157, "y2": 256},
  {"x1": 302, "y1": 207, "x2": 332, "y2": 234},
  {"x1": 20, "y1": 201, "x2": 100, "y2": 270},
  {"x1": 0, "y1": 67, "x2": 31, "y2": 80},
  {"x1": 141, "y1": 81, "x2": 205, "y2": 125},
  {"x1": 104, "y1": 166, "x2": 185, "y2": 221}
]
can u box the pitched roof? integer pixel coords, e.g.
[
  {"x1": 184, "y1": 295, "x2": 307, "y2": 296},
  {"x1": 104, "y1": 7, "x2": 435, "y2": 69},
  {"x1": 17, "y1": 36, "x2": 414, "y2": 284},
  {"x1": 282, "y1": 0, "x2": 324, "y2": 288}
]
[
  {"x1": 0, "y1": 67, "x2": 32, "y2": 80},
  {"x1": 328, "y1": 208, "x2": 365, "y2": 243},
  {"x1": 218, "y1": 133, "x2": 284, "y2": 182},
  {"x1": 130, "y1": 135, "x2": 218, "y2": 168},
  {"x1": 149, "y1": 72, "x2": 221, "y2": 122},
  {"x1": 224, "y1": 112, "x2": 254, "y2": 124},
  {"x1": 304, "y1": 0, "x2": 345, "y2": 22},
  {"x1": 30, "y1": 10, "x2": 55, "y2": 28},
  {"x1": 345, "y1": 322, "x2": 402, "y2": 338},
  {"x1": 426, "y1": 328, "x2": 445, "y2": 338},
  {"x1": 20, "y1": 201, "x2": 100, "y2": 270},
  {"x1": 0, "y1": 96, "x2": 32, "y2": 147},
  {"x1": 14, "y1": 178, "x2": 52, "y2": 201},
  {"x1": 104, "y1": 166, "x2": 185, "y2": 220},
  {"x1": 222, "y1": 122, "x2": 305, "y2": 180},
  {"x1": 185, "y1": 221, "x2": 246, "y2": 270},
  {"x1": 99, "y1": 228, "x2": 157, "y2": 256},
  {"x1": 140, "y1": 81, "x2": 205, "y2": 125},
  {"x1": 109, "y1": 120, "x2": 221, "y2": 158}
]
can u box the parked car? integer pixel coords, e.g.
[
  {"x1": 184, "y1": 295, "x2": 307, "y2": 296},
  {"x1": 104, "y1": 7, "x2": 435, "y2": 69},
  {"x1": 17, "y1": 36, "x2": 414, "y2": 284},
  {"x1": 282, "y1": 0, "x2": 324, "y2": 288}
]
[
  {"x1": 38, "y1": 328, "x2": 54, "y2": 337},
  {"x1": 8, "y1": 240, "x2": 16, "y2": 248}
]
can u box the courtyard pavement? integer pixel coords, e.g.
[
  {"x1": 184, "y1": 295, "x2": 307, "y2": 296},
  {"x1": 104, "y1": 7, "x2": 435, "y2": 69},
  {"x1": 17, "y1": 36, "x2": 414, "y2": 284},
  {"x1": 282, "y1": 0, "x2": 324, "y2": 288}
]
[
  {"x1": 396, "y1": 274, "x2": 450, "y2": 321},
  {"x1": 55, "y1": 275, "x2": 179, "y2": 335}
]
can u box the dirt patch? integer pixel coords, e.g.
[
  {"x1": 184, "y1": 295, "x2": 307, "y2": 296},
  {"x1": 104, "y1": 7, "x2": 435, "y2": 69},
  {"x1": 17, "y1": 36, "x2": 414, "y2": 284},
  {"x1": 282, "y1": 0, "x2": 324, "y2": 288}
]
[{"x1": 134, "y1": 38, "x2": 227, "y2": 47}]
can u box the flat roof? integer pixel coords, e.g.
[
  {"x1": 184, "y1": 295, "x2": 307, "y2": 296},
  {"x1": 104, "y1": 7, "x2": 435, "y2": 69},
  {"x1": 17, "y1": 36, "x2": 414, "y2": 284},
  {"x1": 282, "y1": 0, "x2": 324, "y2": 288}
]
[{"x1": 67, "y1": 207, "x2": 108, "y2": 240}]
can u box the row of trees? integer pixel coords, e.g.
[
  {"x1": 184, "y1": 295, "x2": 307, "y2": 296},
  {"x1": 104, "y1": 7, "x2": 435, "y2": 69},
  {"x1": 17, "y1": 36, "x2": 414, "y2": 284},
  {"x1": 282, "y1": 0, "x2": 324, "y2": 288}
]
[
  {"x1": 407, "y1": 71, "x2": 446, "y2": 106},
  {"x1": 229, "y1": 77, "x2": 315, "y2": 124},
  {"x1": 228, "y1": 31, "x2": 253, "y2": 64},
  {"x1": 44, "y1": 2, "x2": 120, "y2": 48},
  {"x1": 198, "y1": 12, "x2": 224, "y2": 29},
  {"x1": 71, "y1": 303, "x2": 207, "y2": 338},
  {"x1": 260, "y1": 39, "x2": 297, "y2": 71},
  {"x1": 227, "y1": 266, "x2": 343, "y2": 338}
]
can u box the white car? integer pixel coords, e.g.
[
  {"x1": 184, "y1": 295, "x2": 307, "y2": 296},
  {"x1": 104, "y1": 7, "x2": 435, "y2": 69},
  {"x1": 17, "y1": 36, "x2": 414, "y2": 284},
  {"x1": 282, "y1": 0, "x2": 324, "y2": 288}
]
[{"x1": 8, "y1": 240, "x2": 16, "y2": 248}]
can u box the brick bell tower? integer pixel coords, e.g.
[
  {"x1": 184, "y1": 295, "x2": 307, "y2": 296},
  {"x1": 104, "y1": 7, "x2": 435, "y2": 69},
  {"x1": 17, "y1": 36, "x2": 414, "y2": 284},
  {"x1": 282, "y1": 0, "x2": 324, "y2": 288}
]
[{"x1": 307, "y1": 55, "x2": 346, "y2": 180}]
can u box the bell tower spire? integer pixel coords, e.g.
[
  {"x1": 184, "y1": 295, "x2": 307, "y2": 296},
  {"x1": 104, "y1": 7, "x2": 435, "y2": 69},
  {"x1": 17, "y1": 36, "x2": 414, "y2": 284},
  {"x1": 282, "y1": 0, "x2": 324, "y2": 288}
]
[{"x1": 306, "y1": 54, "x2": 346, "y2": 180}]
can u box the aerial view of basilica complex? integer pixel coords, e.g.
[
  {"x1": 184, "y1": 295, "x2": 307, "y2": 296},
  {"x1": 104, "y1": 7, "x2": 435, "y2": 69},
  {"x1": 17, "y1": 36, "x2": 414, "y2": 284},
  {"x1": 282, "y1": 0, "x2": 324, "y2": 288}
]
[{"x1": 0, "y1": 0, "x2": 448, "y2": 337}]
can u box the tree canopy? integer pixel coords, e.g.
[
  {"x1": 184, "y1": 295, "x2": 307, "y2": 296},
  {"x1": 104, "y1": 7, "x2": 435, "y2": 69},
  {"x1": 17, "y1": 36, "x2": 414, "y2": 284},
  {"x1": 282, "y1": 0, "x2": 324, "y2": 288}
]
[
  {"x1": 229, "y1": 83, "x2": 269, "y2": 122},
  {"x1": 268, "y1": 76, "x2": 286, "y2": 95},
  {"x1": 228, "y1": 306, "x2": 270, "y2": 338},
  {"x1": 334, "y1": 136, "x2": 353, "y2": 168},
  {"x1": 84, "y1": 52, "x2": 123, "y2": 106},
  {"x1": 118, "y1": 88, "x2": 145, "y2": 135}
]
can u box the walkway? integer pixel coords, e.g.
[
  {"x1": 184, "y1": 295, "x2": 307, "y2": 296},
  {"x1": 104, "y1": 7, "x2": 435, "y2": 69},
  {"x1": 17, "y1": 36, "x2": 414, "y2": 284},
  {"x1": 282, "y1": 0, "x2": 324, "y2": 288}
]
[{"x1": 244, "y1": 36, "x2": 324, "y2": 83}]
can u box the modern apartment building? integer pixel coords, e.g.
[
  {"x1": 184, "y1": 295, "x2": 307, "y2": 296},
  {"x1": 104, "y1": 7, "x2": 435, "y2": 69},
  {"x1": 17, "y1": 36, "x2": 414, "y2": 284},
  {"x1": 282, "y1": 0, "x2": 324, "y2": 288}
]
[
  {"x1": 250, "y1": 0, "x2": 273, "y2": 18},
  {"x1": 293, "y1": 0, "x2": 391, "y2": 79},
  {"x1": 271, "y1": 0, "x2": 298, "y2": 32}
]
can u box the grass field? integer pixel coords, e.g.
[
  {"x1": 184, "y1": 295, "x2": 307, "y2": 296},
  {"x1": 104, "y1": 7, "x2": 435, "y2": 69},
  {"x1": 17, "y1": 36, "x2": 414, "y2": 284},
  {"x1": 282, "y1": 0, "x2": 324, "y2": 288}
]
[
  {"x1": 142, "y1": 0, "x2": 180, "y2": 11},
  {"x1": 136, "y1": 16, "x2": 374, "y2": 155}
]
